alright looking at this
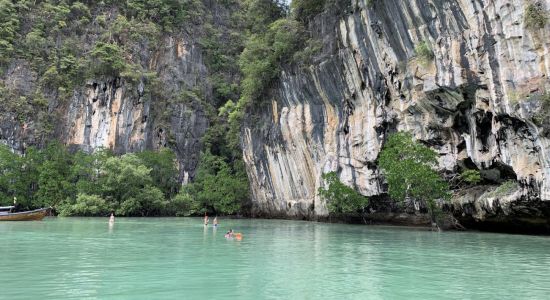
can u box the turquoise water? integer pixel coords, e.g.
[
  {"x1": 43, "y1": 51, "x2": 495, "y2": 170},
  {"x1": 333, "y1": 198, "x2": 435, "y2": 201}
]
[{"x1": 1, "y1": 218, "x2": 549, "y2": 299}]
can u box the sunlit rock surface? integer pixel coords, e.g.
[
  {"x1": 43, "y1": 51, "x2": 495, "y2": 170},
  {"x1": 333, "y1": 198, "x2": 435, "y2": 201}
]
[{"x1": 243, "y1": 0, "x2": 550, "y2": 230}]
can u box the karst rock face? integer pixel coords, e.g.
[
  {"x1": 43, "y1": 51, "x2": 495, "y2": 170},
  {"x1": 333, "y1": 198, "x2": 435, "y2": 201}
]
[
  {"x1": 2, "y1": 0, "x2": 549, "y2": 230},
  {"x1": 242, "y1": 0, "x2": 550, "y2": 230},
  {"x1": 1, "y1": 23, "x2": 211, "y2": 183},
  {"x1": 60, "y1": 36, "x2": 210, "y2": 182}
]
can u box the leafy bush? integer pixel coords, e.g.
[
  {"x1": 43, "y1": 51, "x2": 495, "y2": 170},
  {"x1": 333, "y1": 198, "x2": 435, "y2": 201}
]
[
  {"x1": 0, "y1": 0, "x2": 19, "y2": 64},
  {"x1": 0, "y1": 144, "x2": 35, "y2": 209},
  {"x1": 116, "y1": 185, "x2": 164, "y2": 216},
  {"x1": 181, "y1": 151, "x2": 249, "y2": 215},
  {"x1": 58, "y1": 194, "x2": 111, "y2": 217},
  {"x1": 318, "y1": 172, "x2": 369, "y2": 214},
  {"x1": 524, "y1": 2, "x2": 547, "y2": 30},
  {"x1": 111, "y1": 15, "x2": 161, "y2": 46},
  {"x1": 137, "y1": 148, "x2": 179, "y2": 199},
  {"x1": 168, "y1": 192, "x2": 201, "y2": 216},
  {"x1": 240, "y1": 0, "x2": 287, "y2": 34},
  {"x1": 98, "y1": 154, "x2": 168, "y2": 216},
  {"x1": 35, "y1": 143, "x2": 74, "y2": 207},
  {"x1": 378, "y1": 132, "x2": 450, "y2": 218},
  {"x1": 125, "y1": 0, "x2": 193, "y2": 30},
  {"x1": 415, "y1": 41, "x2": 434, "y2": 63},
  {"x1": 270, "y1": 19, "x2": 307, "y2": 62},
  {"x1": 90, "y1": 42, "x2": 127, "y2": 76},
  {"x1": 239, "y1": 18, "x2": 305, "y2": 106},
  {"x1": 460, "y1": 169, "x2": 482, "y2": 184}
]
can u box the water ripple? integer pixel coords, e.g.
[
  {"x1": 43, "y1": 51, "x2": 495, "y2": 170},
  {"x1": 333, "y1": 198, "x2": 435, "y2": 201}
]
[{"x1": 1, "y1": 218, "x2": 550, "y2": 299}]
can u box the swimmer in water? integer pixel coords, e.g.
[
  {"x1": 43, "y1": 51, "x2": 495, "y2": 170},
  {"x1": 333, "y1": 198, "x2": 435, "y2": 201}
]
[
  {"x1": 225, "y1": 229, "x2": 233, "y2": 238},
  {"x1": 204, "y1": 213, "x2": 209, "y2": 226},
  {"x1": 213, "y1": 216, "x2": 218, "y2": 227},
  {"x1": 109, "y1": 211, "x2": 115, "y2": 224}
]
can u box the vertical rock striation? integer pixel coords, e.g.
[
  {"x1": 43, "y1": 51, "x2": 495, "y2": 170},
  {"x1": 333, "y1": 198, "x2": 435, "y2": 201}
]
[
  {"x1": 62, "y1": 35, "x2": 210, "y2": 180},
  {"x1": 243, "y1": 0, "x2": 550, "y2": 229},
  {"x1": 1, "y1": 28, "x2": 211, "y2": 180}
]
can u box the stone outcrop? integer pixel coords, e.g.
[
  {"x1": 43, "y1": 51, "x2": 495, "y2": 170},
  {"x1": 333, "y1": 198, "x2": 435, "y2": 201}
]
[
  {"x1": 62, "y1": 35, "x2": 210, "y2": 180},
  {"x1": 243, "y1": 0, "x2": 550, "y2": 230},
  {"x1": 1, "y1": 28, "x2": 210, "y2": 181}
]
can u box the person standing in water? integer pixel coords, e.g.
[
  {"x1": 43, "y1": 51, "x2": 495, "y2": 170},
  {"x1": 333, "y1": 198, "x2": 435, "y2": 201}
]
[
  {"x1": 213, "y1": 216, "x2": 218, "y2": 227},
  {"x1": 109, "y1": 211, "x2": 115, "y2": 224},
  {"x1": 204, "y1": 213, "x2": 209, "y2": 226}
]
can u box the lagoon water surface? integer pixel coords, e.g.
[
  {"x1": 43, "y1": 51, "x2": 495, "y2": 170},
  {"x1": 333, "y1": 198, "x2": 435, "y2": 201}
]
[{"x1": 1, "y1": 218, "x2": 549, "y2": 299}]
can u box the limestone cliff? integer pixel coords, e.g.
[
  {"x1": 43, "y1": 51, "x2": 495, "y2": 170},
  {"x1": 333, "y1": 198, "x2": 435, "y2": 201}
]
[
  {"x1": 61, "y1": 36, "x2": 210, "y2": 182},
  {"x1": 243, "y1": 0, "x2": 550, "y2": 230},
  {"x1": 0, "y1": 3, "x2": 223, "y2": 181}
]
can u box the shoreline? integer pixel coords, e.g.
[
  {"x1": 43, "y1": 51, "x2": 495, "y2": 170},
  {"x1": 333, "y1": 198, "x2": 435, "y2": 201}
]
[{"x1": 43, "y1": 215, "x2": 550, "y2": 236}]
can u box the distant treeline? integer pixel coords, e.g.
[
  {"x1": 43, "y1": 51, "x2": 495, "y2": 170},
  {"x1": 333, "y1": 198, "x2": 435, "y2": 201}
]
[{"x1": 0, "y1": 143, "x2": 248, "y2": 216}]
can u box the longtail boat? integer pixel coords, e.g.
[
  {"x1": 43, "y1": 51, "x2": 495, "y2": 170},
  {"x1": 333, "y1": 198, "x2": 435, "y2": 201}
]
[{"x1": 0, "y1": 206, "x2": 49, "y2": 221}]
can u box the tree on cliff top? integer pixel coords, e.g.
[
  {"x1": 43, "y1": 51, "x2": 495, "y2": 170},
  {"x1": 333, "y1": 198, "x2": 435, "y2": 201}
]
[{"x1": 378, "y1": 132, "x2": 450, "y2": 223}]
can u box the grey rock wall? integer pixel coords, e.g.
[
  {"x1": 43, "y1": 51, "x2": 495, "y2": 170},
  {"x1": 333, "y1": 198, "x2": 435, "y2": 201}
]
[
  {"x1": 62, "y1": 35, "x2": 210, "y2": 180},
  {"x1": 1, "y1": 31, "x2": 210, "y2": 181},
  {"x1": 243, "y1": 0, "x2": 550, "y2": 229}
]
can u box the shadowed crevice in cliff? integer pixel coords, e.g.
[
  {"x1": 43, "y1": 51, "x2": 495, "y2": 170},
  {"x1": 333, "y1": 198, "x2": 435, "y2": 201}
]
[{"x1": 474, "y1": 111, "x2": 493, "y2": 152}]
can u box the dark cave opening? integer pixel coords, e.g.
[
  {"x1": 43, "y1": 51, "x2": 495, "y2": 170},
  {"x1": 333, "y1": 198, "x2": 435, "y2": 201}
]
[{"x1": 475, "y1": 112, "x2": 493, "y2": 152}]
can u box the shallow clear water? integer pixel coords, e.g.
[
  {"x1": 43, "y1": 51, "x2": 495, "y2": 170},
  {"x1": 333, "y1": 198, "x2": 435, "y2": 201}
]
[{"x1": 1, "y1": 218, "x2": 549, "y2": 299}]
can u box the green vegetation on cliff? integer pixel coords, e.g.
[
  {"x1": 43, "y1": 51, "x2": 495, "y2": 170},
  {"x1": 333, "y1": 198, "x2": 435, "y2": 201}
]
[
  {"x1": 239, "y1": 18, "x2": 306, "y2": 106},
  {"x1": 318, "y1": 172, "x2": 369, "y2": 214},
  {"x1": 222, "y1": 0, "x2": 325, "y2": 157},
  {"x1": 415, "y1": 41, "x2": 434, "y2": 63},
  {"x1": 0, "y1": 0, "x2": 19, "y2": 65},
  {"x1": 378, "y1": 132, "x2": 450, "y2": 221},
  {"x1": 532, "y1": 91, "x2": 550, "y2": 127},
  {"x1": 460, "y1": 169, "x2": 482, "y2": 185}
]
